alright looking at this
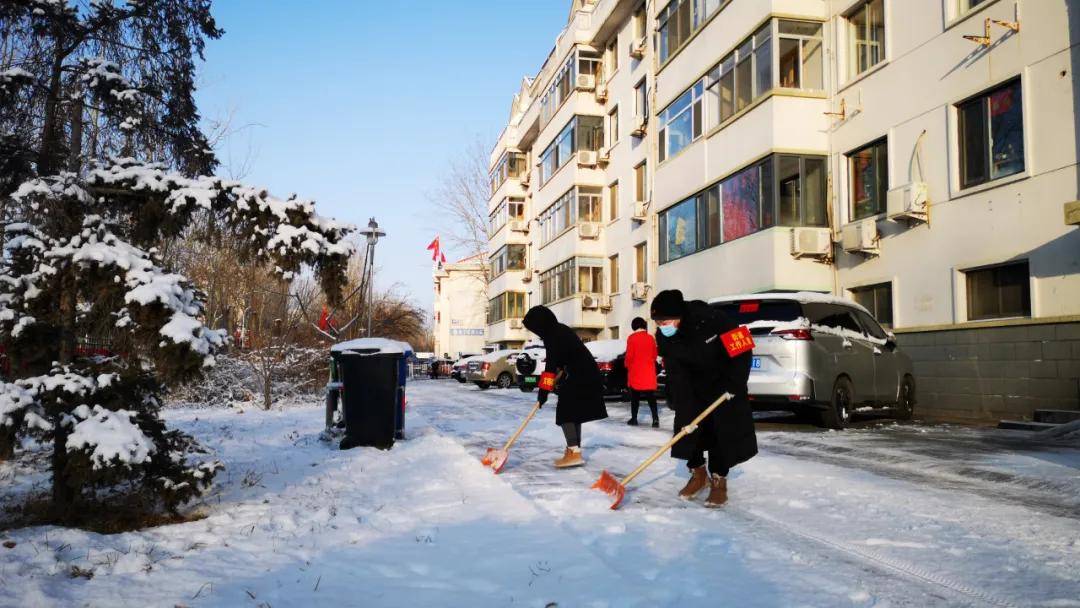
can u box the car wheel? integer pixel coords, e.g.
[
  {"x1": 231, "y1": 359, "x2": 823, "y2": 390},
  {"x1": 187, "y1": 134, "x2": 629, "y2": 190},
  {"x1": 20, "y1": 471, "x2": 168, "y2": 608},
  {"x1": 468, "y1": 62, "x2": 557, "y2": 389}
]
[
  {"x1": 821, "y1": 376, "x2": 854, "y2": 430},
  {"x1": 896, "y1": 375, "x2": 915, "y2": 421},
  {"x1": 496, "y1": 372, "x2": 513, "y2": 389},
  {"x1": 476, "y1": 382, "x2": 489, "y2": 390}
]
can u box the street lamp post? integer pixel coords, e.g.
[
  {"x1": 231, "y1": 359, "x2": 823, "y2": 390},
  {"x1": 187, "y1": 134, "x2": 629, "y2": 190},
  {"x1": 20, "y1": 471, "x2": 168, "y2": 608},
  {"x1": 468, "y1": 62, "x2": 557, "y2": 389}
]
[{"x1": 358, "y1": 217, "x2": 386, "y2": 336}]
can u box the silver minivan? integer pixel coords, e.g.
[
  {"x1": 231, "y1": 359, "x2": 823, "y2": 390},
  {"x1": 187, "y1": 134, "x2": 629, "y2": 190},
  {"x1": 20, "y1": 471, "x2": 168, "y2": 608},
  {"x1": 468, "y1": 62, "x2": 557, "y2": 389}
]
[{"x1": 709, "y1": 294, "x2": 916, "y2": 429}]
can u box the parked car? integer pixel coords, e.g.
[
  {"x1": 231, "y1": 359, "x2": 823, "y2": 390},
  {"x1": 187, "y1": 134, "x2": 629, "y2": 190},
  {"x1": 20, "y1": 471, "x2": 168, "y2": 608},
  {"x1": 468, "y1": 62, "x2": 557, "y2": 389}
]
[
  {"x1": 709, "y1": 293, "x2": 916, "y2": 429},
  {"x1": 586, "y1": 339, "x2": 629, "y2": 398},
  {"x1": 512, "y1": 346, "x2": 546, "y2": 392},
  {"x1": 451, "y1": 353, "x2": 482, "y2": 383},
  {"x1": 467, "y1": 349, "x2": 520, "y2": 389}
]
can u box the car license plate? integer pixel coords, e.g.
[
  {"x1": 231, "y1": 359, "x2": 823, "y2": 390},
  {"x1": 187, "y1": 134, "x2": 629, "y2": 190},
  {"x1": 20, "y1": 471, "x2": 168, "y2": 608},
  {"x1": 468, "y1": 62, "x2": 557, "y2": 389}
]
[
  {"x1": 524, "y1": 376, "x2": 537, "y2": 386},
  {"x1": 751, "y1": 357, "x2": 762, "y2": 370}
]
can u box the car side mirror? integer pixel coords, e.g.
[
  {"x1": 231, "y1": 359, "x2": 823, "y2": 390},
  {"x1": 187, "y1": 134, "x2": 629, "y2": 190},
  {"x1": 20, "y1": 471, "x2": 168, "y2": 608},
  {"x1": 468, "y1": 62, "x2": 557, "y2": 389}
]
[{"x1": 885, "y1": 331, "x2": 898, "y2": 350}]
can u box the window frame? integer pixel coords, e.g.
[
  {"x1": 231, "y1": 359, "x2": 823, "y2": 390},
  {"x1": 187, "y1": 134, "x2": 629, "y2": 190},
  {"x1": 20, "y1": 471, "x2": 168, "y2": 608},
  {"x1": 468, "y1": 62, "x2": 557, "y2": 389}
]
[
  {"x1": 608, "y1": 254, "x2": 619, "y2": 294},
  {"x1": 634, "y1": 242, "x2": 648, "y2": 283},
  {"x1": 487, "y1": 291, "x2": 527, "y2": 325},
  {"x1": 634, "y1": 161, "x2": 648, "y2": 203},
  {"x1": 846, "y1": 0, "x2": 886, "y2": 80},
  {"x1": 964, "y1": 260, "x2": 1031, "y2": 321},
  {"x1": 849, "y1": 282, "x2": 894, "y2": 328},
  {"x1": 608, "y1": 106, "x2": 620, "y2": 148},
  {"x1": 659, "y1": 78, "x2": 704, "y2": 162},
  {"x1": 847, "y1": 137, "x2": 889, "y2": 222},
  {"x1": 608, "y1": 181, "x2": 619, "y2": 221},
  {"x1": 956, "y1": 77, "x2": 1025, "y2": 190},
  {"x1": 539, "y1": 256, "x2": 605, "y2": 304}
]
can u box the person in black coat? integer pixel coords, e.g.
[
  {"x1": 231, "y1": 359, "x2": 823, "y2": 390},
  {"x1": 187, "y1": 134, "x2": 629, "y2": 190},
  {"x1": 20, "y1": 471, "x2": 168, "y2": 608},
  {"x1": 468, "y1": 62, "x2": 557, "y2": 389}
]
[
  {"x1": 522, "y1": 305, "x2": 608, "y2": 468},
  {"x1": 650, "y1": 289, "x2": 757, "y2": 507}
]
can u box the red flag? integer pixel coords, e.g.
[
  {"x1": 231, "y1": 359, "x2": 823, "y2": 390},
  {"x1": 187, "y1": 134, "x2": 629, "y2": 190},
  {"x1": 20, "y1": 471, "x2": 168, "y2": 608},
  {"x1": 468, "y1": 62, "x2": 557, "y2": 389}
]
[
  {"x1": 318, "y1": 306, "x2": 335, "y2": 332},
  {"x1": 426, "y1": 236, "x2": 440, "y2": 261},
  {"x1": 440, "y1": 252, "x2": 447, "y2": 265}
]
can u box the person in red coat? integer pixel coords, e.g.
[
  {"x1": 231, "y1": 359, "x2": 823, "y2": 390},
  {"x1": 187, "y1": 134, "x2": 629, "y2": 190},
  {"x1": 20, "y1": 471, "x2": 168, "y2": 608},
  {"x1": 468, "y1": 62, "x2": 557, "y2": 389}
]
[{"x1": 624, "y1": 317, "x2": 660, "y2": 427}]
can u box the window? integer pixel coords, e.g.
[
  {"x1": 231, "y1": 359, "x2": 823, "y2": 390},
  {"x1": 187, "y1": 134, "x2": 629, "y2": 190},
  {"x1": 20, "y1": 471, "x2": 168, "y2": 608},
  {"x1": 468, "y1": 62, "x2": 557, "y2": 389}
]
[
  {"x1": 848, "y1": 0, "x2": 885, "y2": 78},
  {"x1": 659, "y1": 78, "x2": 704, "y2": 161},
  {"x1": 634, "y1": 161, "x2": 648, "y2": 202},
  {"x1": 965, "y1": 261, "x2": 1030, "y2": 321},
  {"x1": 608, "y1": 181, "x2": 619, "y2": 221},
  {"x1": 810, "y1": 305, "x2": 865, "y2": 334},
  {"x1": 633, "y1": 4, "x2": 647, "y2": 40},
  {"x1": 538, "y1": 116, "x2": 604, "y2": 186},
  {"x1": 958, "y1": 79, "x2": 1024, "y2": 188},
  {"x1": 634, "y1": 243, "x2": 648, "y2": 282},
  {"x1": 608, "y1": 254, "x2": 619, "y2": 293},
  {"x1": 657, "y1": 0, "x2": 723, "y2": 63},
  {"x1": 960, "y1": 0, "x2": 989, "y2": 14},
  {"x1": 634, "y1": 78, "x2": 648, "y2": 121},
  {"x1": 778, "y1": 21, "x2": 824, "y2": 90},
  {"x1": 606, "y1": 38, "x2": 619, "y2": 76},
  {"x1": 538, "y1": 186, "x2": 603, "y2": 244},
  {"x1": 489, "y1": 152, "x2": 525, "y2": 196},
  {"x1": 489, "y1": 244, "x2": 527, "y2": 278},
  {"x1": 703, "y1": 20, "x2": 822, "y2": 129},
  {"x1": 848, "y1": 138, "x2": 888, "y2": 221},
  {"x1": 540, "y1": 257, "x2": 604, "y2": 304},
  {"x1": 488, "y1": 196, "x2": 525, "y2": 236},
  {"x1": 658, "y1": 154, "x2": 826, "y2": 263},
  {"x1": 488, "y1": 292, "x2": 527, "y2": 324},
  {"x1": 539, "y1": 49, "x2": 602, "y2": 127},
  {"x1": 609, "y1": 326, "x2": 621, "y2": 340},
  {"x1": 850, "y1": 282, "x2": 893, "y2": 328},
  {"x1": 608, "y1": 107, "x2": 619, "y2": 147}
]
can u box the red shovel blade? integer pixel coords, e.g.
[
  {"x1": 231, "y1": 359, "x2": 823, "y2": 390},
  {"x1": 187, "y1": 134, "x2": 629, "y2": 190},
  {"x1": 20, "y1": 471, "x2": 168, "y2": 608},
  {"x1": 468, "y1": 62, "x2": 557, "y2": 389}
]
[
  {"x1": 591, "y1": 469, "x2": 626, "y2": 510},
  {"x1": 481, "y1": 448, "x2": 509, "y2": 474}
]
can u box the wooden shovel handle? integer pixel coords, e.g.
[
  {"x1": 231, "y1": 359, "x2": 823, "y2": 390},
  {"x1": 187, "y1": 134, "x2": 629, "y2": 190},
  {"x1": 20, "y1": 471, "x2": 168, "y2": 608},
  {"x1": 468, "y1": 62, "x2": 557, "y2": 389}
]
[
  {"x1": 620, "y1": 392, "x2": 733, "y2": 486},
  {"x1": 502, "y1": 402, "x2": 541, "y2": 452}
]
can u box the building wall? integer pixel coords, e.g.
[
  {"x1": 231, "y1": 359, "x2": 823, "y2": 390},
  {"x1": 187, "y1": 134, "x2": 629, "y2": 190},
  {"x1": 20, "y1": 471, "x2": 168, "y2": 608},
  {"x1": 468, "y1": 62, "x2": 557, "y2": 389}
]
[{"x1": 433, "y1": 261, "x2": 488, "y2": 359}]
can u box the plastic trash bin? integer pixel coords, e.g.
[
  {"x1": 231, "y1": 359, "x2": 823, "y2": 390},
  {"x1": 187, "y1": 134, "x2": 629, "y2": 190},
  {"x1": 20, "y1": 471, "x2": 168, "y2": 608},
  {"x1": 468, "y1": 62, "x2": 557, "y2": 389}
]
[{"x1": 330, "y1": 338, "x2": 413, "y2": 450}]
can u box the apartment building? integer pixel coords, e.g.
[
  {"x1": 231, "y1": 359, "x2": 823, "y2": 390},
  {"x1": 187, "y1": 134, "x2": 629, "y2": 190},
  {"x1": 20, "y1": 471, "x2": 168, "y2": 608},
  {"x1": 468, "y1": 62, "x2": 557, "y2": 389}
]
[
  {"x1": 485, "y1": 0, "x2": 1080, "y2": 421},
  {"x1": 432, "y1": 256, "x2": 488, "y2": 359}
]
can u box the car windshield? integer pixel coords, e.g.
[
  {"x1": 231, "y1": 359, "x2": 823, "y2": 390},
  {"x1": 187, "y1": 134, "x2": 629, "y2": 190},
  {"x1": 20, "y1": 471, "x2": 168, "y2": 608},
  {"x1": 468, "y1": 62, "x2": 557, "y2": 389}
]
[{"x1": 713, "y1": 300, "x2": 804, "y2": 325}]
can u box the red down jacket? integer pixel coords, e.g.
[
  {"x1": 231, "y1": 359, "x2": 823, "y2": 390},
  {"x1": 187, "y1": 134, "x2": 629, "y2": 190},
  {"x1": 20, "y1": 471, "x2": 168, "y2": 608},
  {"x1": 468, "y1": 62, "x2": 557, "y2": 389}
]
[{"x1": 624, "y1": 329, "x2": 658, "y2": 392}]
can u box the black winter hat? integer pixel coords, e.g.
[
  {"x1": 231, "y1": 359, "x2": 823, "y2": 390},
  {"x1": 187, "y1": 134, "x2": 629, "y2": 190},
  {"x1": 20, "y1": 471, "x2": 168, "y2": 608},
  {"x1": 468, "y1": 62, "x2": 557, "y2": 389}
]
[
  {"x1": 522, "y1": 305, "x2": 558, "y2": 337},
  {"x1": 650, "y1": 289, "x2": 686, "y2": 320}
]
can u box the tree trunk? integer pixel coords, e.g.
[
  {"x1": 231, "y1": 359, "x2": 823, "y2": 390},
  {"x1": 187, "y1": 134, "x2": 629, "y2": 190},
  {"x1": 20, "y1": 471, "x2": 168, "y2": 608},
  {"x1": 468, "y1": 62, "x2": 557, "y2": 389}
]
[
  {"x1": 37, "y1": 35, "x2": 67, "y2": 176},
  {"x1": 51, "y1": 267, "x2": 77, "y2": 520}
]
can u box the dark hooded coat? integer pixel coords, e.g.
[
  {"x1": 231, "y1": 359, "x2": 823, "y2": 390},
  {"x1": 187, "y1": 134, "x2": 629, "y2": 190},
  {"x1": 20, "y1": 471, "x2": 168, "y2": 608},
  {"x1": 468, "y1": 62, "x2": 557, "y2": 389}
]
[
  {"x1": 522, "y1": 306, "x2": 608, "y2": 426},
  {"x1": 657, "y1": 300, "x2": 757, "y2": 468}
]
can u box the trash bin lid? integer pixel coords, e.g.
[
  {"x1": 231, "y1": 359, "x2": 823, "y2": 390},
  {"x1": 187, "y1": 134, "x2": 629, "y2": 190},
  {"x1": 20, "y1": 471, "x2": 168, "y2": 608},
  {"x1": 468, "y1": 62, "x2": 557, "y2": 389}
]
[{"x1": 331, "y1": 338, "x2": 414, "y2": 357}]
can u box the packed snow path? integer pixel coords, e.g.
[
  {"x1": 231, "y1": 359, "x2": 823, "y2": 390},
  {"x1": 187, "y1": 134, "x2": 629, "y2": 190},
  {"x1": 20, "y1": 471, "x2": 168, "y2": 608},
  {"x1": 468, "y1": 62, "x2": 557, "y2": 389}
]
[{"x1": 1, "y1": 381, "x2": 1078, "y2": 607}]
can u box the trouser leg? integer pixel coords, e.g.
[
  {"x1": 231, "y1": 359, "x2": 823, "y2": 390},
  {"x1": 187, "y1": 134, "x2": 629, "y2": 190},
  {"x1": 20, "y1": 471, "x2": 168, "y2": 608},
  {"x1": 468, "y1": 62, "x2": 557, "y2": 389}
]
[
  {"x1": 687, "y1": 449, "x2": 705, "y2": 470},
  {"x1": 629, "y1": 391, "x2": 640, "y2": 421},
  {"x1": 561, "y1": 422, "x2": 581, "y2": 448},
  {"x1": 707, "y1": 449, "x2": 729, "y2": 477},
  {"x1": 646, "y1": 391, "x2": 658, "y2": 421}
]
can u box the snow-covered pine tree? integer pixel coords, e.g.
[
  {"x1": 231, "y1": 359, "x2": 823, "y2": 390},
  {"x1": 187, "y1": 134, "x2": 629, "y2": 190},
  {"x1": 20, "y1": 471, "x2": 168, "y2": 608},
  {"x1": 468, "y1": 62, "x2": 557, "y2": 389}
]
[{"x1": 0, "y1": 1, "x2": 354, "y2": 522}]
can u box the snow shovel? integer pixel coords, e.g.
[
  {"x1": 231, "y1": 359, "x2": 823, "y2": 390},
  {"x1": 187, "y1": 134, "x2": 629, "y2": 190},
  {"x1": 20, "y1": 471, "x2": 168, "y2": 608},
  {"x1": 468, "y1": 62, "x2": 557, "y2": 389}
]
[
  {"x1": 481, "y1": 401, "x2": 542, "y2": 474},
  {"x1": 592, "y1": 392, "x2": 734, "y2": 510}
]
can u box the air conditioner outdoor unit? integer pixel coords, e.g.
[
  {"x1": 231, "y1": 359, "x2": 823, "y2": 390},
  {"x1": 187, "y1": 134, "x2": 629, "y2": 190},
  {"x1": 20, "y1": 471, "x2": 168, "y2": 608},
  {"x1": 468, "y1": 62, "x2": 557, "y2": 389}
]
[
  {"x1": 598, "y1": 294, "x2": 613, "y2": 311},
  {"x1": 790, "y1": 227, "x2": 832, "y2": 259},
  {"x1": 509, "y1": 220, "x2": 528, "y2": 233},
  {"x1": 631, "y1": 116, "x2": 647, "y2": 138},
  {"x1": 841, "y1": 220, "x2": 879, "y2": 255},
  {"x1": 631, "y1": 282, "x2": 649, "y2": 301},
  {"x1": 887, "y1": 182, "x2": 929, "y2": 223},
  {"x1": 520, "y1": 171, "x2": 531, "y2": 187},
  {"x1": 577, "y1": 150, "x2": 599, "y2": 167},
  {"x1": 632, "y1": 201, "x2": 648, "y2": 221},
  {"x1": 581, "y1": 294, "x2": 600, "y2": 310},
  {"x1": 521, "y1": 267, "x2": 533, "y2": 283},
  {"x1": 598, "y1": 147, "x2": 611, "y2": 164},
  {"x1": 509, "y1": 319, "x2": 523, "y2": 330},
  {"x1": 575, "y1": 73, "x2": 596, "y2": 91},
  {"x1": 578, "y1": 222, "x2": 600, "y2": 239},
  {"x1": 595, "y1": 81, "x2": 608, "y2": 102},
  {"x1": 629, "y1": 37, "x2": 646, "y2": 60}
]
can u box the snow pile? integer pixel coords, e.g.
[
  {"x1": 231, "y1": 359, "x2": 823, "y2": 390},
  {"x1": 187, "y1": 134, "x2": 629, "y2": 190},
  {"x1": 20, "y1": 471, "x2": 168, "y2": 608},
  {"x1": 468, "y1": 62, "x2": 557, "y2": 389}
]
[
  {"x1": 586, "y1": 339, "x2": 625, "y2": 362},
  {"x1": 66, "y1": 405, "x2": 155, "y2": 469},
  {"x1": 331, "y1": 337, "x2": 413, "y2": 355}
]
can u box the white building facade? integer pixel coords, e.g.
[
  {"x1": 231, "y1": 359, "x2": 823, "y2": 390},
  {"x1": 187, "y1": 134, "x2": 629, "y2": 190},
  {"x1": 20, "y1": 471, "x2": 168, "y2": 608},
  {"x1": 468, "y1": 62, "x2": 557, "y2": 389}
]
[
  {"x1": 485, "y1": 0, "x2": 1080, "y2": 421},
  {"x1": 432, "y1": 256, "x2": 488, "y2": 359}
]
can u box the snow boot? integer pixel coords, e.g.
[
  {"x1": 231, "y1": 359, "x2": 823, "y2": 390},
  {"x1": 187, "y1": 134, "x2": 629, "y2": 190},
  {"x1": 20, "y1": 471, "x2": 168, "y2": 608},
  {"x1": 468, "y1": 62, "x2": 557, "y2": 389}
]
[
  {"x1": 555, "y1": 447, "x2": 584, "y2": 468},
  {"x1": 704, "y1": 475, "x2": 728, "y2": 508},
  {"x1": 651, "y1": 419, "x2": 660, "y2": 428},
  {"x1": 678, "y1": 465, "x2": 709, "y2": 500},
  {"x1": 627, "y1": 418, "x2": 639, "y2": 426}
]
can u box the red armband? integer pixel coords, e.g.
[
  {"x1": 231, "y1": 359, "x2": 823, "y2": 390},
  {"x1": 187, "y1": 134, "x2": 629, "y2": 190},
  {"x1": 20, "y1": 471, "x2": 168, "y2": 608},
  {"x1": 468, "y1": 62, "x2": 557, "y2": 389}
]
[
  {"x1": 720, "y1": 326, "x2": 755, "y2": 357},
  {"x1": 538, "y1": 371, "x2": 557, "y2": 391}
]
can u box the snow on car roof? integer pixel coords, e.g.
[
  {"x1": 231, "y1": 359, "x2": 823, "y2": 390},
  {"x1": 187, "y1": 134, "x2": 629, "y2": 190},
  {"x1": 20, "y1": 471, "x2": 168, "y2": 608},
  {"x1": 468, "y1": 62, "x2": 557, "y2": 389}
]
[
  {"x1": 709, "y1": 291, "x2": 871, "y2": 315},
  {"x1": 586, "y1": 339, "x2": 625, "y2": 362},
  {"x1": 330, "y1": 338, "x2": 414, "y2": 355},
  {"x1": 478, "y1": 348, "x2": 519, "y2": 362}
]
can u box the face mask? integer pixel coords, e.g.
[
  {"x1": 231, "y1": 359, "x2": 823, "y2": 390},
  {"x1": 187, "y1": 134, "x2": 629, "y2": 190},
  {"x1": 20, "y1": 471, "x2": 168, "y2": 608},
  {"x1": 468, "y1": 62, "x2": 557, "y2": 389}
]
[{"x1": 659, "y1": 325, "x2": 678, "y2": 337}]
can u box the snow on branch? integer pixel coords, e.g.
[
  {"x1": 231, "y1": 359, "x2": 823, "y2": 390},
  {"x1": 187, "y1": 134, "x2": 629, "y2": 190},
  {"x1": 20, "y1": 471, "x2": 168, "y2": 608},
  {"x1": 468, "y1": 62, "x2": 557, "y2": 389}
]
[{"x1": 66, "y1": 405, "x2": 155, "y2": 469}]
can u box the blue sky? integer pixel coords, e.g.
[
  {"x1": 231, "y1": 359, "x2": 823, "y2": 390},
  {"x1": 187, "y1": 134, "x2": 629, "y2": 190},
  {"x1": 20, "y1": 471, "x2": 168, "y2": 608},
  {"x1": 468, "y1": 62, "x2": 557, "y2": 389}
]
[{"x1": 196, "y1": 1, "x2": 568, "y2": 312}]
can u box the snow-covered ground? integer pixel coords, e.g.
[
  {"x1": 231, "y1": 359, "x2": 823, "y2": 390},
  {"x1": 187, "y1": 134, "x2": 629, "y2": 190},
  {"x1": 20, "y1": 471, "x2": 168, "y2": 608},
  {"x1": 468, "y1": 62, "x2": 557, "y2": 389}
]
[{"x1": 2, "y1": 381, "x2": 1079, "y2": 607}]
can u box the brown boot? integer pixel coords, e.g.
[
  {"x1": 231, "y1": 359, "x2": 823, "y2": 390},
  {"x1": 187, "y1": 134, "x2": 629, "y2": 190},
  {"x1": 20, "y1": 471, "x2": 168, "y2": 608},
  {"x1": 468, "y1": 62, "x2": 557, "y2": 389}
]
[
  {"x1": 704, "y1": 474, "x2": 728, "y2": 508},
  {"x1": 554, "y1": 447, "x2": 584, "y2": 468},
  {"x1": 678, "y1": 465, "x2": 709, "y2": 500}
]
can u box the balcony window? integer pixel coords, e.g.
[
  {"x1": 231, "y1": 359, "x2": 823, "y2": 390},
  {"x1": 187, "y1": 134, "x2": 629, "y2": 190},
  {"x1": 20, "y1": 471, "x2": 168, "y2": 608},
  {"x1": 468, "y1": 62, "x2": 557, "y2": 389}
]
[
  {"x1": 659, "y1": 154, "x2": 826, "y2": 263},
  {"x1": 608, "y1": 181, "x2": 619, "y2": 221},
  {"x1": 634, "y1": 161, "x2": 648, "y2": 203},
  {"x1": 851, "y1": 282, "x2": 893, "y2": 328},
  {"x1": 848, "y1": 138, "x2": 888, "y2": 221},
  {"x1": 540, "y1": 257, "x2": 604, "y2": 304},
  {"x1": 538, "y1": 186, "x2": 603, "y2": 245},
  {"x1": 489, "y1": 151, "x2": 525, "y2": 196},
  {"x1": 848, "y1": 0, "x2": 885, "y2": 79},
  {"x1": 965, "y1": 261, "x2": 1030, "y2": 321},
  {"x1": 657, "y1": 0, "x2": 723, "y2": 63},
  {"x1": 634, "y1": 78, "x2": 648, "y2": 122},
  {"x1": 778, "y1": 21, "x2": 823, "y2": 90},
  {"x1": 659, "y1": 79, "x2": 704, "y2": 161},
  {"x1": 488, "y1": 196, "x2": 525, "y2": 236},
  {"x1": 538, "y1": 116, "x2": 604, "y2": 187},
  {"x1": 958, "y1": 78, "x2": 1024, "y2": 188},
  {"x1": 540, "y1": 48, "x2": 602, "y2": 127},
  {"x1": 488, "y1": 291, "x2": 527, "y2": 324},
  {"x1": 489, "y1": 244, "x2": 526, "y2": 278}
]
